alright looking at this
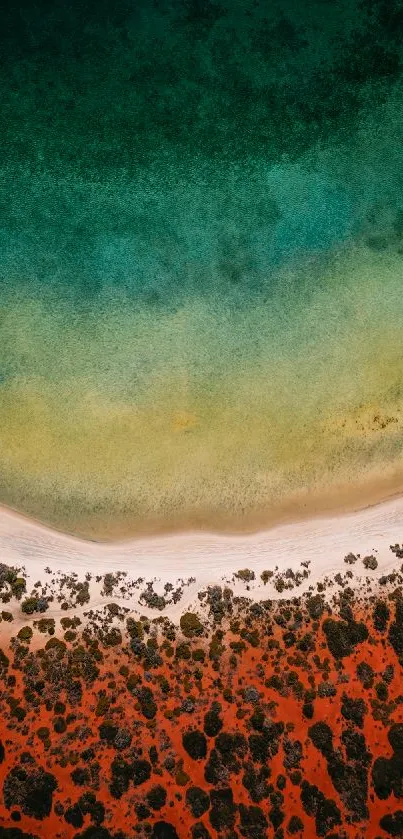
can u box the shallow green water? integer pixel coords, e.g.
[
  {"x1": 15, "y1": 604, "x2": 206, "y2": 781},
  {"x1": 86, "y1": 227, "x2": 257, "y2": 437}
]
[{"x1": 1, "y1": 0, "x2": 403, "y2": 536}]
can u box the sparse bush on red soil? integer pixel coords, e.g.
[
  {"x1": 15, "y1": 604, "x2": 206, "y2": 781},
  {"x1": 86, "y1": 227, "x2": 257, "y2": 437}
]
[{"x1": 1, "y1": 577, "x2": 403, "y2": 838}]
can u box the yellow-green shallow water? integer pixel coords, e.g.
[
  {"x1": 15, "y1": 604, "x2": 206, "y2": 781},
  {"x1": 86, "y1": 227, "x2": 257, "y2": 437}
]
[{"x1": 2, "y1": 0, "x2": 403, "y2": 537}]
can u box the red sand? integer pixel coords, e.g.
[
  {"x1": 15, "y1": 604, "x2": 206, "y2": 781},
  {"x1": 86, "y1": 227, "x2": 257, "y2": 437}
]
[{"x1": 1, "y1": 584, "x2": 403, "y2": 838}]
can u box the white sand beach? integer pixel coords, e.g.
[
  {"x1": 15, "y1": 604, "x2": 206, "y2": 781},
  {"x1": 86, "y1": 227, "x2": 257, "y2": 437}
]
[{"x1": 0, "y1": 495, "x2": 403, "y2": 624}]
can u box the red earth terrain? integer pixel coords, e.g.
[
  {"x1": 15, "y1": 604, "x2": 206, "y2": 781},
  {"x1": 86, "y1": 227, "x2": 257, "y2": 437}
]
[{"x1": 1, "y1": 567, "x2": 403, "y2": 838}]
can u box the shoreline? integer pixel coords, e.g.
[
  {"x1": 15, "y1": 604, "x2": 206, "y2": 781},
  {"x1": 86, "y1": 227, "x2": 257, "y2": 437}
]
[
  {"x1": 1, "y1": 491, "x2": 403, "y2": 625},
  {"x1": 3, "y1": 463, "x2": 403, "y2": 544}
]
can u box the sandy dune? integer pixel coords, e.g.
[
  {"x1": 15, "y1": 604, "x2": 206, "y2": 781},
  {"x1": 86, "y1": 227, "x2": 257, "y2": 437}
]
[{"x1": 0, "y1": 496, "x2": 403, "y2": 622}]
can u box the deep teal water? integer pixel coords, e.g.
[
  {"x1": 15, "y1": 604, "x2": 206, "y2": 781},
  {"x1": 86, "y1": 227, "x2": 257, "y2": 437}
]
[{"x1": 2, "y1": 0, "x2": 403, "y2": 536}]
